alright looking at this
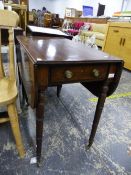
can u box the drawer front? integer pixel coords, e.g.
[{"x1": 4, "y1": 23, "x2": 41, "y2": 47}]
[
  {"x1": 108, "y1": 27, "x2": 122, "y2": 36},
  {"x1": 50, "y1": 65, "x2": 108, "y2": 83}
]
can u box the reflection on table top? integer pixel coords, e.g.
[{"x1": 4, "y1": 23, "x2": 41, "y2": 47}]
[
  {"x1": 17, "y1": 35, "x2": 123, "y2": 64},
  {"x1": 27, "y1": 25, "x2": 69, "y2": 37}
]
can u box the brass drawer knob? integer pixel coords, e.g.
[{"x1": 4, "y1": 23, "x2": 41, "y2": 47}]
[
  {"x1": 65, "y1": 70, "x2": 73, "y2": 79},
  {"x1": 92, "y1": 69, "x2": 100, "y2": 77},
  {"x1": 113, "y1": 30, "x2": 119, "y2": 33}
]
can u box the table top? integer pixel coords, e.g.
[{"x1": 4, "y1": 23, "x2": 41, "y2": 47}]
[{"x1": 17, "y1": 35, "x2": 123, "y2": 65}]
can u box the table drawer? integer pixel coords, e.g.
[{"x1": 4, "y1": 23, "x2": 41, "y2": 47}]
[{"x1": 50, "y1": 65, "x2": 108, "y2": 83}]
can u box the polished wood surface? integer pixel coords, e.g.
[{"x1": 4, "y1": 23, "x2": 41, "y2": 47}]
[
  {"x1": 17, "y1": 36, "x2": 121, "y2": 63},
  {"x1": 103, "y1": 22, "x2": 131, "y2": 70},
  {"x1": 0, "y1": 10, "x2": 25, "y2": 158},
  {"x1": 0, "y1": 9, "x2": 19, "y2": 27},
  {"x1": 50, "y1": 65, "x2": 108, "y2": 83},
  {"x1": 16, "y1": 35, "x2": 123, "y2": 166},
  {"x1": 4, "y1": 3, "x2": 27, "y2": 32},
  {"x1": 0, "y1": 78, "x2": 17, "y2": 105}
]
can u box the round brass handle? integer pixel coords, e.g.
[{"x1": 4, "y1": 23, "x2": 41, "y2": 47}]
[
  {"x1": 92, "y1": 69, "x2": 100, "y2": 77},
  {"x1": 65, "y1": 70, "x2": 73, "y2": 79}
]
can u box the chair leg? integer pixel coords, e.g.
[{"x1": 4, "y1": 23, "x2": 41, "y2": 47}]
[{"x1": 7, "y1": 103, "x2": 25, "y2": 158}]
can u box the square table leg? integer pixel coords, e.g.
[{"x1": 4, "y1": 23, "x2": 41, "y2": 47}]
[{"x1": 36, "y1": 89, "x2": 45, "y2": 166}]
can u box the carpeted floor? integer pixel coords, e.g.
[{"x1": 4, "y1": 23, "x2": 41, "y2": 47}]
[{"x1": 0, "y1": 69, "x2": 131, "y2": 175}]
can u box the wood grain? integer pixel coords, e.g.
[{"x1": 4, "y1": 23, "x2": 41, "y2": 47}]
[{"x1": 0, "y1": 10, "x2": 25, "y2": 158}]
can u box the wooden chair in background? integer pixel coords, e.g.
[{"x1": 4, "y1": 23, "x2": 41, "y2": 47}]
[
  {"x1": 43, "y1": 13, "x2": 52, "y2": 27},
  {"x1": 0, "y1": 10, "x2": 25, "y2": 158}
]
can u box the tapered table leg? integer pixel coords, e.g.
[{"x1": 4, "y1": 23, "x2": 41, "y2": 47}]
[
  {"x1": 86, "y1": 83, "x2": 109, "y2": 149},
  {"x1": 36, "y1": 90, "x2": 45, "y2": 166},
  {"x1": 57, "y1": 85, "x2": 62, "y2": 97}
]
